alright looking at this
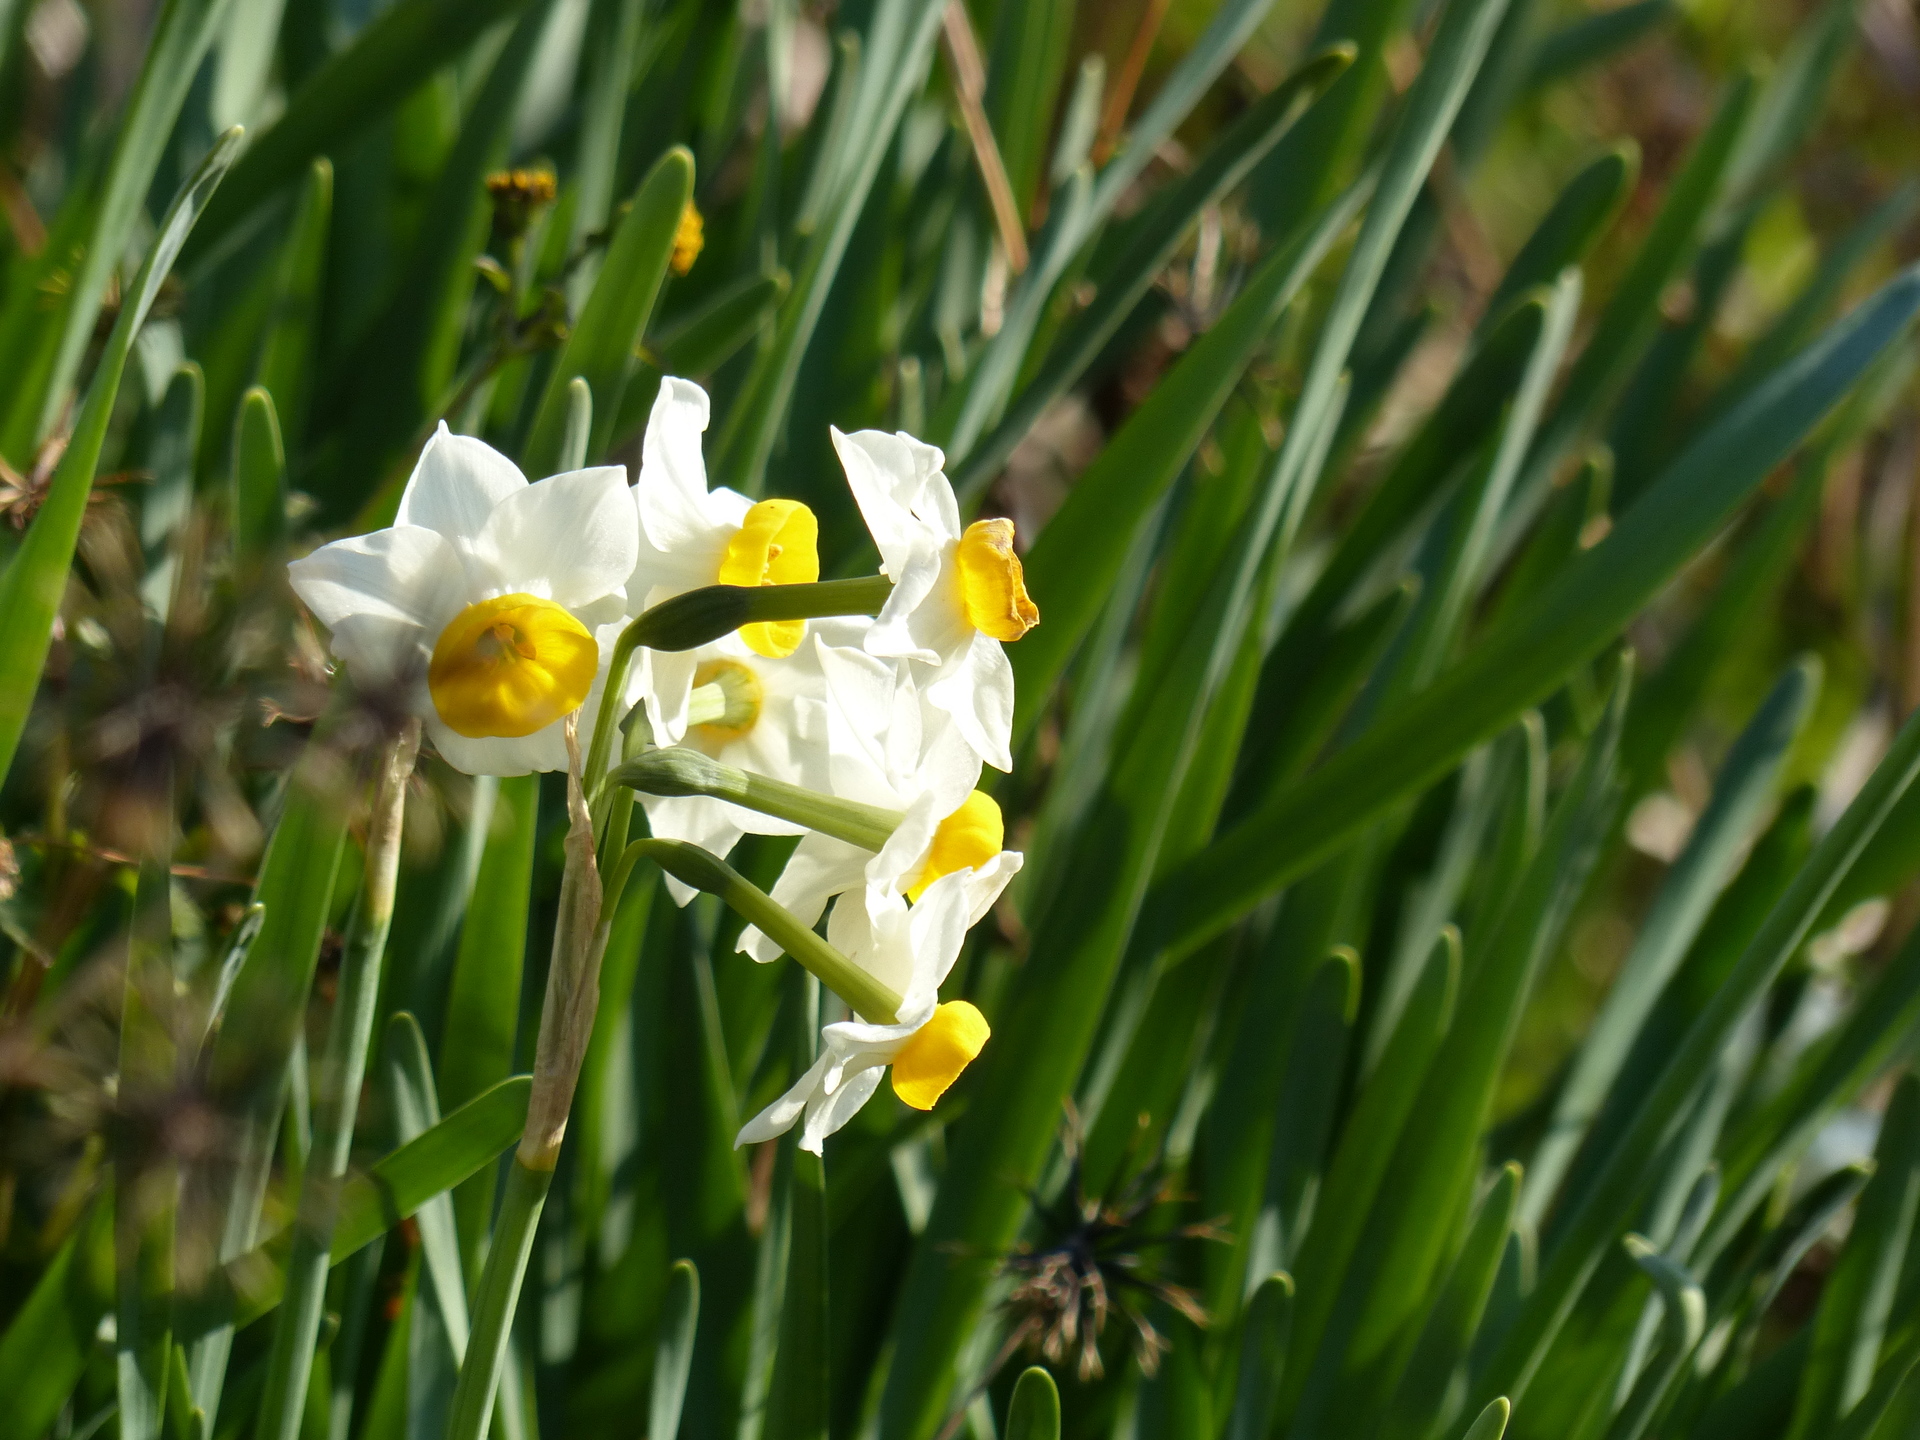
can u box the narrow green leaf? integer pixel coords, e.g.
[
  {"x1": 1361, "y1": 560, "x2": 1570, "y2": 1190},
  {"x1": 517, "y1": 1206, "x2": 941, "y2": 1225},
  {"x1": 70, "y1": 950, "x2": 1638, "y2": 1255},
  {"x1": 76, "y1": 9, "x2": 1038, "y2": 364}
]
[
  {"x1": 1005, "y1": 1367, "x2": 1061, "y2": 1440},
  {"x1": 1223, "y1": 1274, "x2": 1292, "y2": 1440},
  {"x1": 1705, "y1": 922, "x2": 1920, "y2": 1263},
  {"x1": 648, "y1": 1260, "x2": 700, "y2": 1440},
  {"x1": 1524, "y1": 658, "x2": 1817, "y2": 1226},
  {"x1": 1008, "y1": 176, "x2": 1368, "y2": 741},
  {"x1": 1461, "y1": 1397, "x2": 1511, "y2": 1440},
  {"x1": 183, "y1": 0, "x2": 540, "y2": 265},
  {"x1": 1500, "y1": 70, "x2": 1755, "y2": 539},
  {"x1": 4, "y1": 0, "x2": 236, "y2": 457},
  {"x1": 566, "y1": 0, "x2": 648, "y2": 309},
  {"x1": 0, "y1": 1200, "x2": 114, "y2": 1440},
  {"x1": 0, "y1": 127, "x2": 242, "y2": 785},
  {"x1": 440, "y1": 772, "x2": 536, "y2": 1273},
  {"x1": 1301, "y1": 667, "x2": 1624, "y2": 1436},
  {"x1": 948, "y1": 45, "x2": 1356, "y2": 496},
  {"x1": 714, "y1": 0, "x2": 946, "y2": 494},
  {"x1": 1784, "y1": 1075, "x2": 1920, "y2": 1440},
  {"x1": 1523, "y1": 0, "x2": 1671, "y2": 91},
  {"x1": 1149, "y1": 264, "x2": 1920, "y2": 959},
  {"x1": 384, "y1": 1014, "x2": 470, "y2": 1360},
  {"x1": 523, "y1": 147, "x2": 693, "y2": 474},
  {"x1": 138, "y1": 363, "x2": 205, "y2": 619},
  {"x1": 1481, "y1": 144, "x2": 1637, "y2": 333},
  {"x1": 230, "y1": 386, "x2": 287, "y2": 576},
  {"x1": 1377, "y1": 1164, "x2": 1522, "y2": 1440},
  {"x1": 1476, "y1": 662, "x2": 1920, "y2": 1412},
  {"x1": 253, "y1": 158, "x2": 331, "y2": 450},
  {"x1": 1285, "y1": 929, "x2": 1461, "y2": 1409}
]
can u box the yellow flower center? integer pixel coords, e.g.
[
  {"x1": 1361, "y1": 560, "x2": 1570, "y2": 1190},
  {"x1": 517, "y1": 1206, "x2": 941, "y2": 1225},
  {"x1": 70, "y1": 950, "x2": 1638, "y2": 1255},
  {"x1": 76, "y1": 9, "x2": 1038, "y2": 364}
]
[
  {"x1": 891, "y1": 1001, "x2": 990, "y2": 1110},
  {"x1": 954, "y1": 518, "x2": 1039, "y2": 642},
  {"x1": 907, "y1": 791, "x2": 1003, "y2": 901},
  {"x1": 717, "y1": 499, "x2": 820, "y2": 658},
  {"x1": 688, "y1": 658, "x2": 763, "y2": 743},
  {"x1": 428, "y1": 594, "x2": 597, "y2": 739}
]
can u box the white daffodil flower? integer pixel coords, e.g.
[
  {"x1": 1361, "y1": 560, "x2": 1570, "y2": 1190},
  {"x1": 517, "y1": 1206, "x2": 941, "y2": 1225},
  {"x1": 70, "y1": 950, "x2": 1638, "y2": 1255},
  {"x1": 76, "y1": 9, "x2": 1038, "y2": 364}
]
[
  {"x1": 288, "y1": 424, "x2": 635, "y2": 776},
  {"x1": 737, "y1": 642, "x2": 1022, "y2": 965},
  {"x1": 627, "y1": 377, "x2": 821, "y2": 741},
  {"x1": 736, "y1": 872, "x2": 989, "y2": 1155},
  {"x1": 832, "y1": 426, "x2": 1038, "y2": 772},
  {"x1": 639, "y1": 617, "x2": 873, "y2": 899}
]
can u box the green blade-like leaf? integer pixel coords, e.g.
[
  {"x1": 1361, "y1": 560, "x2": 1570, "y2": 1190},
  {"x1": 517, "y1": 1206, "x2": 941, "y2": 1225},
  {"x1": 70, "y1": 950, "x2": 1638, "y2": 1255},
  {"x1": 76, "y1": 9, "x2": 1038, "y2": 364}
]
[
  {"x1": 1005, "y1": 1367, "x2": 1061, "y2": 1440},
  {"x1": 1461, "y1": 1397, "x2": 1512, "y2": 1440},
  {"x1": 1523, "y1": 657, "x2": 1818, "y2": 1226},
  {"x1": 948, "y1": 44, "x2": 1356, "y2": 498},
  {"x1": 253, "y1": 157, "x2": 331, "y2": 451},
  {"x1": 1223, "y1": 1273, "x2": 1293, "y2": 1440},
  {"x1": 182, "y1": 0, "x2": 540, "y2": 266},
  {"x1": 713, "y1": 0, "x2": 946, "y2": 494},
  {"x1": 649, "y1": 1260, "x2": 700, "y2": 1440},
  {"x1": 1007, "y1": 176, "x2": 1368, "y2": 741},
  {"x1": 523, "y1": 147, "x2": 693, "y2": 474},
  {"x1": 1481, "y1": 143, "x2": 1637, "y2": 333},
  {"x1": 230, "y1": 386, "x2": 287, "y2": 576},
  {"x1": 384, "y1": 1014, "x2": 470, "y2": 1359},
  {"x1": 0, "y1": 1200, "x2": 114, "y2": 1440},
  {"x1": 1, "y1": 0, "x2": 236, "y2": 459},
  {"x1": 0, "y1": 127, "x2": 242, "y2": 786},
  {"x1": 1377, "y1": 1164, "x2": 1522, "y2": 1440},
  {"x1": 1783, "y1": 1075, "x2": 1920, "y2": 1440},
  {"x1": 765, "y1": 1145, "x2": 829, "y2": 1440},
  {"x1": 1523, "y1": 0, "x2": 1672, "y2": 91},
  {"x1": 1149, "y1": 263, "x2": 1920, "y2": 960},
  {"x1": 1476, "y1": 664, "x2": 1920, "y2": 1412}
]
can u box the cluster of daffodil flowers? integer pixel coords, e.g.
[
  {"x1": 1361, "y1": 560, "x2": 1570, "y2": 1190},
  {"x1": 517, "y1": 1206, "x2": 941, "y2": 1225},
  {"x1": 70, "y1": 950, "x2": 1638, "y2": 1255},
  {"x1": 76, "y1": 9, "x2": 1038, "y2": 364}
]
[{"x1": 288, "y1": 376, "x2": 1037, "y2": 1157}]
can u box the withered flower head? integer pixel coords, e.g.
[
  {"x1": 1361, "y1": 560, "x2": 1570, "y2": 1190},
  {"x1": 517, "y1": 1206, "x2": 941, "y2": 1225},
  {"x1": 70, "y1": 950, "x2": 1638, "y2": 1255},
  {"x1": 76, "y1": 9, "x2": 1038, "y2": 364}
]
[
  {"x1": 486, "y1": 167, "x2": 558, "y2": 240},
  {"x1": 994, "y1": 1108, "x2": 1225, "y2": 1382}
]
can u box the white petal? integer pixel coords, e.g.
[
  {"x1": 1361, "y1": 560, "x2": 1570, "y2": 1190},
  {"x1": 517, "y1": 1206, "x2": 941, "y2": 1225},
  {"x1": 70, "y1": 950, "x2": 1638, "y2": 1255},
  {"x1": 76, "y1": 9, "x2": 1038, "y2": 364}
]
[
  {"x1": 961, "y1": 851, "x2": 1022, "y2": 928},
  {"x1": 925, "y1": 635, "x2": 1015, "y2": 771},
  {"x1": 634, "y1": 379, "x2": 746, "y2": 556},
  {"x1": 905, "y1": 870, "x2": 974, "y2": 1005},
  {"x1": 741, "y1": 833, "x2": 870, "y2": 962},
  {"x1": 473, "y1": 466, "x2": 637, "y2": 608},
  {"x1": 799, "y1": 1067, "x2": 883, "y2": 1154},
  {"x1": 394, "y1": 424, "x2": 526, "y2": 538},
  {"x1": 638, "y1": 646, "x2": 699, "y2": 744},
  {"x1": 844, "y1": 886, "x2": 919, "y2": 1001},
  {"x1": 427, "y1": 719, "x2": 568, "y2": 777},
  {"x1": 736, "y1": 1051, "x2": 833, "y2": 1147},
  {"x1": 288, "y1": 526, "x2": 464, "y2": 632}
]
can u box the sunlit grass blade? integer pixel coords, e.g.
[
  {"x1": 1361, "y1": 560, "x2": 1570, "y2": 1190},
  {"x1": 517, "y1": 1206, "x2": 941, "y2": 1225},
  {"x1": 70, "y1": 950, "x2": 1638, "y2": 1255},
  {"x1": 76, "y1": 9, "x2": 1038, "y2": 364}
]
[
  {"x1": 1524, "y1": 658, "x2": 1817, "y2": 1227},
  {"x1": 1475, "y1": 670, "x2": 1920, "y2": 1412},
  {"x1": 1149, "y1": 263, "x2": 1920, "y2": 960}
]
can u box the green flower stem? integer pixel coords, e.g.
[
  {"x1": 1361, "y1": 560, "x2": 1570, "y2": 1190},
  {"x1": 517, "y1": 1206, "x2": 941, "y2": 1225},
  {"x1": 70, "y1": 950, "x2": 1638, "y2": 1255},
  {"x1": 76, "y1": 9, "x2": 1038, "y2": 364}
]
[
  {"x1": 254, "y1": 721, "x2": 420, "y2": 1440},
  {"x1": 580, "y1": 574, "x2": 894, "y2": 801},
  {"x1": 449, "y1": 725, "x2": 610, "y2": 1440},
  {"x1": 629, "y1": 838, "x2": 903, "y2": 1023},
  {"x1": 443, "y1": 1159, "x2": 548, "y2": 1440},
  {"x1": 610, "y1": 747, "x2": 905, "y2": 852}
]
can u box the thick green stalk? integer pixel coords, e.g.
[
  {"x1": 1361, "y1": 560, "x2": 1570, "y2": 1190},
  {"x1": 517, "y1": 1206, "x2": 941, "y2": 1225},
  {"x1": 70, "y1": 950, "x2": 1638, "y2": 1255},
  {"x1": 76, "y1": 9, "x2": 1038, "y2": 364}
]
[
  {"x1": 448, "y1": 722, "x2": 607, "y2": 1440},
  {"x1": 444, "y1": 1159, "x2": 548, "y2": 1440},
  {"x1": 611, "y1": 748, "x2": 904, "y2": 851},
  {"x1": 254, "y1": 721, "x2": 420, "y2": 1440}
]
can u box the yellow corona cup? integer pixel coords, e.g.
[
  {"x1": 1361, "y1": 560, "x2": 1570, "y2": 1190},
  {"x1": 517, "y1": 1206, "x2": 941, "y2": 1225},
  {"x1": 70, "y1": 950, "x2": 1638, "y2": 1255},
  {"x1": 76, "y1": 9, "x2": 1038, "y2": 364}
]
[{"x1": 429, "y1": 594, "x2": 598, "y2": 739}]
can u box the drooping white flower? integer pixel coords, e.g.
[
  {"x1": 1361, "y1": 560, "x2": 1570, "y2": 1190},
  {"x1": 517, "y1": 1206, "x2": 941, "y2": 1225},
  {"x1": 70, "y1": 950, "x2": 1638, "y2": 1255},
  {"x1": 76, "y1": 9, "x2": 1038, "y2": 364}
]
[
  {"x1": 833, "y1": 427, "x2": 1038, "y2": 772},
  {"x1": 638, "y1": 618, "x2": 873, "y2": 899},
  {"x1": 288, "y1": 424, "x2": 635, "y2": 775},
  {"x1": 627, "y1": 378, "x2": 821, "y2": 741},
  {"x1": 735, "y1": 872, "x2": 989, "y2": 1155},
  {"x1": 737, "y1": 643, "x2": 1022, "y2": 965}
]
